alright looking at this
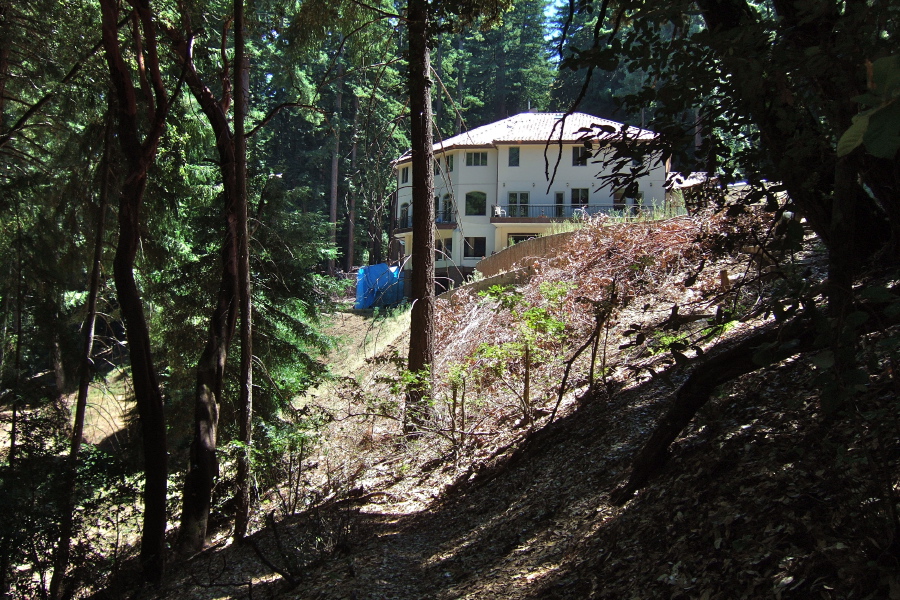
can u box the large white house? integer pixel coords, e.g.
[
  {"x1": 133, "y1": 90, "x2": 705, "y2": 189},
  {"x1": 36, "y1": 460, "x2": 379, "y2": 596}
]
[{"x1": 392, "y1": 112, "x2": 668, "y2": 286}]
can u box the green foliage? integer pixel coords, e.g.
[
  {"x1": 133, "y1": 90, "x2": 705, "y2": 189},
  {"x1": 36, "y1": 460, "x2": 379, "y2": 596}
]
[
  {"x1": 549, "y1": 1, "x2": 643, "y2": 119},
  {"x1": 390, "y1": 366, "x2": 431, "y2": 398},
  {"x1": 429, "y1": 0, "x2": 554, "y2": 135},
  {"x1": 479, "y1": 284, "x2": 523, "y2": 311},
  {"x1": 520, "y1": 306, "x2": 566, "y2": 338},
  {"x1": 0, "y1": 402, "x2": 141, "y2": 598},
  {"x1": 648, "y1": 332, "x2": 689, "y2": 356},
  {"x1": 372, "y1": 299, "x2": 411, "y2": 322},
  {"x1": 538, "y1": 280, "x2": 574, "y2": 304},
  {"x1": 254, "y1": 410, "x2": 327, "y2": 514},
  {"x1": 699, "y1": 318, "x2": 737, "y2": 340},
  {"x1": 838, "y1": 55, "x2": 900, "y2": 159},
  {"x1": 472, "y1": 279, "x2": 573, "y2": 423}
]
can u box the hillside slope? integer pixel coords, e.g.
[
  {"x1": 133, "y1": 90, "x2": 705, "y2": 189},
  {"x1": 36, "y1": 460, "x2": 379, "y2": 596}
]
[{"x1": 141, "y1": 213, "x2": 898, "y2": 600}]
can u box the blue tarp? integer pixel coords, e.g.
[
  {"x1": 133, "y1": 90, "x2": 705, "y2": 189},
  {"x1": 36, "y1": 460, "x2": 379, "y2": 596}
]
[{"x1": 354, "y1": 263, "x2": 404, "y2": 309}]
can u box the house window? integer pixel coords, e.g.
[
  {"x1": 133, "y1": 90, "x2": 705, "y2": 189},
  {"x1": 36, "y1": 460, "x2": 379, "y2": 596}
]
[
  {"x1": 555, "y1": 192, "x2": 565, "y2": 218},
  {"x1": 572, "y1": 146, "x2": 590, "y2": 166},
  {"x1": 400, "y1": 202, "x2": 410, "y2": 227},
  {"x1": 401, "y1": 166, "x2": 409, "y2": 183},
  {"x1": 613, "y1": 188, "x2": 626, "y2": 211},
  {"x1": 572, "y1": 188, "x2": 589, "y2": 208},
  {"x1": 439, "y1": 193, "x2": 453, "y2": 222},
  {"x1": 466, "y1": 151, "x2": 488, "y2": 166},
  {"x1": 465, "y1": 191, "x2": 487, "y2": 216},
  {"x1": 436, "y1": 237, "x2": 453, "y2": 259},
  {"x1": 508, "y1": 192, "x2": 529, "y2": 218},
  {"x1": 445, "y1": 154, "x2": 454, "y2": 172},
  {"x1": 509, "y1": 147, "x2": 520, "y2": 167},
  {"x1": 464, "y1": 236, "x2": 486, "y2": 258},
  {"x1": 434, "y1": 160, "x2": 441, "y2": 175}
]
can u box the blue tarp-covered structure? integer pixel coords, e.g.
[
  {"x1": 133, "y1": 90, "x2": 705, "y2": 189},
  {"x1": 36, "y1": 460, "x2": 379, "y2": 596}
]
[{"x1": 354, "y1": 263, "x2": 404, "y2": 309}]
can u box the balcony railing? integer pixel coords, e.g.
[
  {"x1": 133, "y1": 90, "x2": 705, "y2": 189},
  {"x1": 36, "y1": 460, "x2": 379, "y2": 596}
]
[
  {"x1": 493, "y1": 203, "x2": 640, "y2": 219},
  {"x1": 397, "y1": 209, "x2": 457, "y2": 229},
  {"x1": 397, "y1": 204, "x2": 644, "y2": 228}
]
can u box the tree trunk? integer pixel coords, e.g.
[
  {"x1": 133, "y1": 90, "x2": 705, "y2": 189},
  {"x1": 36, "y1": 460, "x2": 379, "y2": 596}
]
[
  {"x1": 51, "y1": 329, "x2": 66, "y2": 398},
  {"x1": 455, "y1": 37, "x2": 464, "y2": 134},
  {"x1": 233, "y1": 0, "x2": 254, "y2": 541},
  {"x1": 494, "y1": 29, "x2": 507, "y2": 120},
  {"x1": 0, "y1": 294, "x2": 9, "y2": 381},
  {"x1": 405, "y1": 0, "x2": 435, "y2": 431},
  {"x1": 100, "y1": 0, "x2": 170, "y2": 582},
  {"x1": 328, "y1": 61, "x2": 343, "y2": 275},
  {"x1": 114, "y1": 180, "x2": 169, "y2": 583},
  {"x1": 370, "y1": 200, "x2": 384, "y2": 264},
  {"x1": 7, "y1": 198, "x2": 23, "y2": 467},
  {"x1": 345, "y1": 94, "x2": 359, "y2": 272},
  {"x1": 434, "y1": 39, "x2": 443, "y2": 127},
  {"x1": 167, "y1": 29, "x2": 241, "y2": 555},
  {"x1": 0, "y1": 13, "x2": 8, "y2": 136},
  {"x1": 49, "y1": 107, "x2": 112, "y2": 599}
]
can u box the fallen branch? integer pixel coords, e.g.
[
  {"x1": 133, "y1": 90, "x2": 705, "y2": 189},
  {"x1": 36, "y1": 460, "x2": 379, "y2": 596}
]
[
  {"x1": 246, "y1": 520, "x2": 299, "y2": 589},
  {"x1": 610, "y1": 315, "x2": 816, "y2": 505},
  {"x1": 189, "y1": 556, "x2": 255, "y2": 599}
]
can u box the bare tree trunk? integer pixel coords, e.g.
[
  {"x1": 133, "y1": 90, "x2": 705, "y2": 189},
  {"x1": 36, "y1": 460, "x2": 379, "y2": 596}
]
[
  {"x1": 328, "y1": 60, "x2": 343, "y2": 275},
  {"x1": 455, "y1": 37, "x2": 463, "y2": 134},
  {"x1": 345, "y1": 94, "x2": 359, "y2": 272},
  {"x1": 49, "y1": 107, "x2": 112, "y2": 599},
  {"x1": 434, "y1": 39, "x2": 443, "y2": 127},
  {"x1": 0, "y1": 294, "x2": 9, "y2": 380},
  {"x1": 233, "y1": 0, "x2": 254, "y2": 542},
  {"x1": 825, "y1": 155, "x2": 861, "y2": 407},
  {"x1": 0, "y1": 9, "x2": 8, "y2": 136},
  {"x1": 114, "y1": 175, "x2": 169, "y2": 585},
  {"x1": 51, "y1": 329, "x2": 66, "y2": 398},
  {"x1": 100, "y1": 0, "x2": 171, "y2": 582},
  {"x1": 7, "y1": 197, "x2": 23, "y2": 467},
  {"x1": 494, "y1": 28, "x2": 506, "y2": 119},
  {"x1": 405, "y1": 0, "x2": 435, "y2": 432},
  {"x1": 369, "y1": 201, "x2": 384, "y2": 265}
]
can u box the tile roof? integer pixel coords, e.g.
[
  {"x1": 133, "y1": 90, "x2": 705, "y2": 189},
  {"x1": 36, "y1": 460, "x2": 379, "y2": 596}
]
[{"x1": 396, "y1": 112, "x2": 656, "y2": 162}]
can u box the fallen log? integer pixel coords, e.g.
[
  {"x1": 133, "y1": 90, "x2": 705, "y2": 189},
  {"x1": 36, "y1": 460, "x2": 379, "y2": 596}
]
[{"x1": 610, "y1": 316, "x2": 817, "y2": 506}]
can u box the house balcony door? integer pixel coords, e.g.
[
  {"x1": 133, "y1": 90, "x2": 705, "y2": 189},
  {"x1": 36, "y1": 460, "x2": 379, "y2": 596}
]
[
  {"x1": 555, "y1": 192, "x2": 565, "y2": 218},
  {"x1": 508, "y1": 192, "x2": 529, "y2": 218},
  {"x1": 435, "y1": 194, "x2": 455, "y2": 223}
]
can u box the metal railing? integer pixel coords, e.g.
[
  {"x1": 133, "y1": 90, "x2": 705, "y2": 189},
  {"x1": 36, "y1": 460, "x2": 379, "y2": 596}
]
[
  {"x1": 494, "y1": 203, "x2": 639, "y2": 219},
  {"x1": 397, "y1": 209, "x2": 457, "y2": 229},
  {"x1": 397, "y1": 204, "x2": 646, "y2": 228}
]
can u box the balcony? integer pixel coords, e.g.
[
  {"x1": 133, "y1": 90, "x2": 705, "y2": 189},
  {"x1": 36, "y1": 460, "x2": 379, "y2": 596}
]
[
  {"x1": 492, "y1": 203, "x2": 638, "y2": 220},
  {"x1": 396, "y1": 209, "x2": 457, "y2": 230}
]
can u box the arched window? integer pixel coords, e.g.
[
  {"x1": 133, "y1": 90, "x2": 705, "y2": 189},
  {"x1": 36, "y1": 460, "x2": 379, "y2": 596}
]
[{"x1": 465, "y1": 191, "x2": 487, "y2": 216}]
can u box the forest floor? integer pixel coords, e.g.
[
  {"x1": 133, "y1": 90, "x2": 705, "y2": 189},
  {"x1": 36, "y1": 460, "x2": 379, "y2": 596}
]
[{"x1": 117, "y1": 213, "x2": 899, "y2": 600}]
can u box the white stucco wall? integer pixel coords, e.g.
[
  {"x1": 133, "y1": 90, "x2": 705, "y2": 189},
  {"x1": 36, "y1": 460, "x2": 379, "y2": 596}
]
[{"x1": 393, "y1": 141, "x2": 667, "y2": 269}]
